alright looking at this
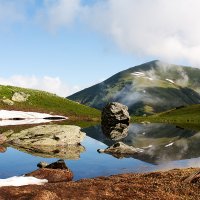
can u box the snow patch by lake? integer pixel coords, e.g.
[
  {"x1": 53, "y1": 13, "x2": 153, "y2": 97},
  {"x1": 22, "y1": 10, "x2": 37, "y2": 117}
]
[
  {"x1": 0, "y1": 110, "x2": 68, "y2": 126},
  {"x1": 0, "y1": 176, "x2": 48, "y2": 187}
]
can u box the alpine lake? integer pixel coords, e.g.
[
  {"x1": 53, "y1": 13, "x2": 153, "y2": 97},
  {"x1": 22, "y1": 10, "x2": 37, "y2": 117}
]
[{"x1": 1, "y1": 121, "x2": 200, "y2": 180}]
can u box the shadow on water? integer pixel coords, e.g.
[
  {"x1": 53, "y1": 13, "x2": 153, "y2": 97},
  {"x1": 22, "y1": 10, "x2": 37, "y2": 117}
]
[{"x1": 84, "y1": 123, "x2": 200, "y2": 164}]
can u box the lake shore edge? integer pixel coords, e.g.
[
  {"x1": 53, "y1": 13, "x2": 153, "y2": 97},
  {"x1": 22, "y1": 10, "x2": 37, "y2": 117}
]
[{"x1": 0, "y1": 167, "x2": 200, "y2": 199}]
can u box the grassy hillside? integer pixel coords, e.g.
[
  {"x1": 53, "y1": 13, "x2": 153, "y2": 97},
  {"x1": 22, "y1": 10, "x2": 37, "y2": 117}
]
[
  {"x1": 0, "y1": 85, "x2": 100, "y2": 121},
  {"x1": 68, "y1": 60, "x2": 200, "y2": 115},
  {"x1": 134, "y1": 104, "x2": 200, "y2": 124}
]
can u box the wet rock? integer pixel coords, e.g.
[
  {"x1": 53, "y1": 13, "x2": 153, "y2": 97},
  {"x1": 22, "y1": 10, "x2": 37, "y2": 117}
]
[
  {"x1": 12, "y1": 92, "x2": 30, "y2": 102},
  {"x1": 5, "y1": 125, "x2": 86, "y2": 146},
  {"x1": 45, "y1": 159, "x2": 68, "y2": 169},
  {"x1": 101, "y1": 102, "x2": 130, "y2": 125},
  {"x1": 26, "y1": 168, "x2": 73, "y2": 183},
  {"x1": 98, "y1": 142, "x2": 143, "y2": 156},
  {"x1": 37, "y1": 162, "x2": 49, "y2": 168},
  {"x1": 2, "y1": 99, "x2": 14, "y2": 106},
  {"x1": 26, "y1": 160, "x2": 73, "y2": 183},
  {"x1": 101, "y1": 123, "x2": 129, "y2": 141},
  {"x1": 0, "y1": 134, "x2": 7, "y2": 144}
]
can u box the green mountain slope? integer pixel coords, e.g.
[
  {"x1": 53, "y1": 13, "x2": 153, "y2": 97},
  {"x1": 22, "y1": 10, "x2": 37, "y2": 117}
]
[
  {"x1": 68, "y1": 60, "x2": 200, "y2": 115},
  {"x1": 0, "y1": 85, "x2": 100, "y2": 121}
]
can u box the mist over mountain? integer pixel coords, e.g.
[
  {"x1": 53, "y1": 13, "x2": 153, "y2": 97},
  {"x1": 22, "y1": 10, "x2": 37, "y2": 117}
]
[{"x1": 68, "y1": 60, "x2": 200, "y2": 115}]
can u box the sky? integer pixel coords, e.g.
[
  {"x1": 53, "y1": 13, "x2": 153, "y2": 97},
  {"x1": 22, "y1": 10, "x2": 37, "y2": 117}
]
[{"x1": 1, "y1": 0, "x2": 200, "y2": 96}]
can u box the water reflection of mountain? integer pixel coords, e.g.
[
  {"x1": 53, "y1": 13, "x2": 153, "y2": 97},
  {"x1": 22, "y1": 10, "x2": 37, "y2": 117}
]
[{"x1": 83, "y1": 123, "x2": 200, "y2": 164}]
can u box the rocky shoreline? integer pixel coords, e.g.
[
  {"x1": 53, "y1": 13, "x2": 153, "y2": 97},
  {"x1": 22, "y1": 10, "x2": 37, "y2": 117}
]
[{"x1": 0, "y1": 168, "x2": 200, "y2": 199}]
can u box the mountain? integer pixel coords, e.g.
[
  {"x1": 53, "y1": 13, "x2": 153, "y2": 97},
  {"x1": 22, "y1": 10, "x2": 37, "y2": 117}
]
[
  {"x1": 68, "y1": 60, "x2": 200, "y2": 115},
  {"x1": 0, "y1": 85, "x2": 100, "y2": 121}
]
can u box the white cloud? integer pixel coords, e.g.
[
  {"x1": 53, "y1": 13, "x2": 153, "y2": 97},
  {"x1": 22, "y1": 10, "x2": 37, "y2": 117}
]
[
  {"x1": 83, "y1": 0, "x2": 200, "y2": 66},
  {"x1": 33, "y1": 0, "x2": 200, "y2": 65},
  {"x1": 0, "y1": 0, "x2": 30, "y2": 26},
  {"x1": 36, "y1": 0, "x2": 81, "y2": 31},
  {"x1": 0, "y1": 75, "x2": 80, "y2": 97},
  {"x1": 2, "y1": 1, "x2": 200, "y2": 66}
]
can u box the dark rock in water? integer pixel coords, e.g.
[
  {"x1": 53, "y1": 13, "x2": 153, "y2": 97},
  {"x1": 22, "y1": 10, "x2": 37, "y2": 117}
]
[
  {"x1": 45, "y1": 159, "x2": 68, "y2": 169},
  {"x1": 37, "y1": 161, "x2": 49, "y2": 168},
  {"x1": 101, "y1": 123, "x2": 129, "y2": 141},
  {"x1": 26, "y1": 160, "x2": 73, "y2": 183},
  {"x1": 101, "y1": 102, "x2": 130, "y2": 125},
  {"x1": 98, "y1": 142, "x2": 143, "y2": 158}
]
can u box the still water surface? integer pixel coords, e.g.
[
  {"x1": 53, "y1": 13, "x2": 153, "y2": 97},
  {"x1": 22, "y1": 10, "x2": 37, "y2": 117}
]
[{"x1": 1, "y1": 123, "x2": 200, "y2": 180}]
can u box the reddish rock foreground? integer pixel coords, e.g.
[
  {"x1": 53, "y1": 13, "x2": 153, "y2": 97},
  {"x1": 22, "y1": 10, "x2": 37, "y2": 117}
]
[{"x1": 0, "y1": 168, "x2": 200, "y2": 200}]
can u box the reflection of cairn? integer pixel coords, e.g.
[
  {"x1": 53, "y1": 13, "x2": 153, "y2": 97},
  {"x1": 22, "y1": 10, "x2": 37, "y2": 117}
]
[{"x1": 101, "y1": 102, "x2": 130, "y2": 140}]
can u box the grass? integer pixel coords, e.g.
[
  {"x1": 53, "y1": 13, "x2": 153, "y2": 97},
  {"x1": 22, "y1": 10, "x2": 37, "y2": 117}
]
[
  {"x1": 0, "y1": 85, "x2": 101, "y2": 121},
  {"x1": 133, "y1": 104, "x2": 200, "y2": 125}
]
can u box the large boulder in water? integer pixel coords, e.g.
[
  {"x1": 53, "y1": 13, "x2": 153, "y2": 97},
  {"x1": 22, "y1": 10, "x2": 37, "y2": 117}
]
[
  {"x1": 97, "y1": 142, "x2": 143, "y2": 158},
  {"x1": 101, "y1": 102, "x2": 130, "y2": 125},
  {"x1": 101, "y1": 102, "x2": 130, "y2": 140}
]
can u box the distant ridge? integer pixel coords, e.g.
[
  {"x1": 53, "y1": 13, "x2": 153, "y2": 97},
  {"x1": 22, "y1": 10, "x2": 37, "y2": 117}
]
[{"x1": 68, "y1": 60, "x2": 200, "y2": 115}]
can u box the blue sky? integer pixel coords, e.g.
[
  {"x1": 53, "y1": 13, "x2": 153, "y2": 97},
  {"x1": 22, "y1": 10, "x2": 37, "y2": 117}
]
[{"x1": 0, "y1": 0, "x2": 200, "y2": 96}]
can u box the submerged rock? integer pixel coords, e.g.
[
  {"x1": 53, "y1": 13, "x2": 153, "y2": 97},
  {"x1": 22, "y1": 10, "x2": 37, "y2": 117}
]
[
  {"x1": 98, "y1": 142, "x2": 143, "y2": 156},
  {"x1": 101, "y1": 102, "x2": 130, "y2": 125},
  {"x1": 12, "y1": 92, "x2": 30, "y2": 102}
]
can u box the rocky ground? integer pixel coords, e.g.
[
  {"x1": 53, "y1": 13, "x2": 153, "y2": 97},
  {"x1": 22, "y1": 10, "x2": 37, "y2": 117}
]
[{"x1": 0, "y1": 168, "x2": 200, "y2": 199}]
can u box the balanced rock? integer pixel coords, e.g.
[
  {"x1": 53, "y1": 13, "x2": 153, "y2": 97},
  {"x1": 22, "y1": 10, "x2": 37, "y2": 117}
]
[
  {"x1": 101, "y1": 102, "x2": 130, "y2": 125},
  {"x1": 12, "y1": 92, "x2": 30, "y2": 102}
]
